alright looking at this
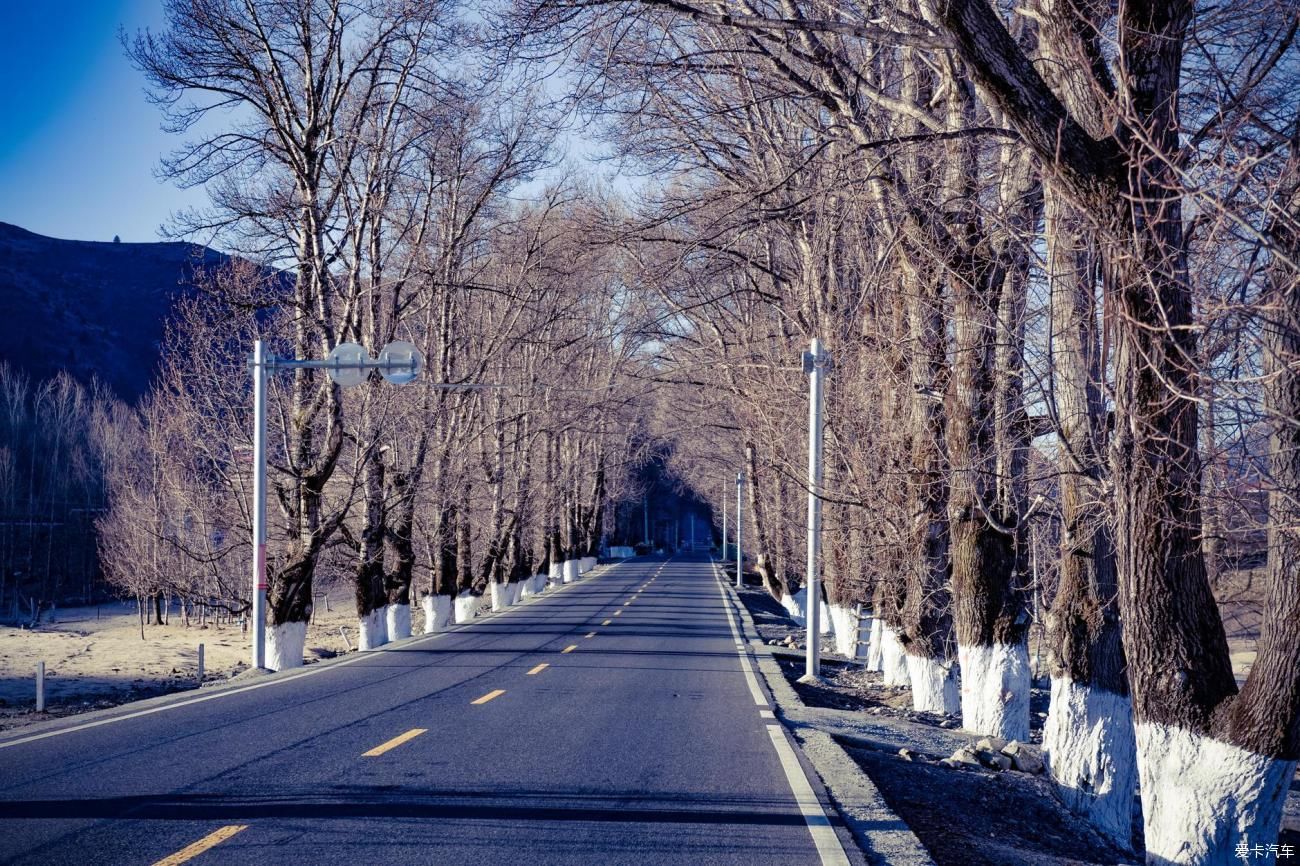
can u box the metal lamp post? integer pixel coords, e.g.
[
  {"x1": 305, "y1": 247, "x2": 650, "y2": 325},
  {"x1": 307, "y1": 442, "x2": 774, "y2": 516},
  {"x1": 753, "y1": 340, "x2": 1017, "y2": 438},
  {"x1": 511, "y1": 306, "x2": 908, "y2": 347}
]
[
  {"x1": 721, "y1": 481, "x2": 728, "y2": 562},
  {"x1": 735, "y1": 471, "x2": 744, "y2": 589},
  {"x1": 249, "y1": 339, "x2": 422, "y2": 669},
  {"x1": 251, "y1": 341, "x2": 269, "y2": 668},
  {"x1": 801, "y1": 338, "x2": 830, "y2": 682}
]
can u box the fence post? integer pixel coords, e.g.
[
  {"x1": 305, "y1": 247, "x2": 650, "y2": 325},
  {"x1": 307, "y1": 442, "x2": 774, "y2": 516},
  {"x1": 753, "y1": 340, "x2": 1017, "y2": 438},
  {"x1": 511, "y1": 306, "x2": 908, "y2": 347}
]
[
  {"x1": 36, "y1": 661, "x2": 45, "y2": 712},
  {"x1": 197, "y1": 643, "x2": 205, "y2": 684}
]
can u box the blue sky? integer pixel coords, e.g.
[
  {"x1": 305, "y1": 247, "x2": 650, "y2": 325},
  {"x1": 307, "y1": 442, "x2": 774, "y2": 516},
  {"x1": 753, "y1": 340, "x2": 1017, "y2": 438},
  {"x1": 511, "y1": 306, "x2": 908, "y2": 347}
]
[
  {"x1": 0, "y1": 1, "x2": 203, "y2": 242},
  {"x1": 0, "y1": 3, "x2": 627, "y2": 246}
]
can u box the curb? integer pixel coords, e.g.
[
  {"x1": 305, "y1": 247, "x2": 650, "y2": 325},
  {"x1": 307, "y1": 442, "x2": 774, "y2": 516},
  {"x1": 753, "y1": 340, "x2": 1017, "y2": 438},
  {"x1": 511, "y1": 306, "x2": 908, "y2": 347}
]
[{"x1": 723, "y1": 579, "x2": 937, "y2": 866}]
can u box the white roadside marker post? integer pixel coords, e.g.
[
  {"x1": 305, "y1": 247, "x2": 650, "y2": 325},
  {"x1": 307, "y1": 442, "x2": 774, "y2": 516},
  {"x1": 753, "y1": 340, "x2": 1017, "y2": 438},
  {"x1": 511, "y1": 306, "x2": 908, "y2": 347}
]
[
  {"x1": 197, "y1": 643, "x2": 205, "y2": 684},
  {"x1": 35, "y1": 661, "x2": 45, "y2": 712},
  {"x1": 801, "y1": 338, "x2": 830, "y2": 683}
]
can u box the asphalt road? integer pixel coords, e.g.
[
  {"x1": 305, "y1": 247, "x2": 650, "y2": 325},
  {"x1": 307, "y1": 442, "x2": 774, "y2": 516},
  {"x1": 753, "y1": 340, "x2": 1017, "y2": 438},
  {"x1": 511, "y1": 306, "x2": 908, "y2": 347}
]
[{"x1": 0, "y1": 554, "x2": 861, "y2": 866}]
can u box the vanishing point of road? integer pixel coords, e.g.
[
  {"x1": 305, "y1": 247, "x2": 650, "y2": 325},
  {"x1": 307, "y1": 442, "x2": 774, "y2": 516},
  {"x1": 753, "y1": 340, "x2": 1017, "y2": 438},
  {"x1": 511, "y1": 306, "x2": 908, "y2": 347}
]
[{"x1": 0, "y1": 555, "x2": 860, "y2": 865}]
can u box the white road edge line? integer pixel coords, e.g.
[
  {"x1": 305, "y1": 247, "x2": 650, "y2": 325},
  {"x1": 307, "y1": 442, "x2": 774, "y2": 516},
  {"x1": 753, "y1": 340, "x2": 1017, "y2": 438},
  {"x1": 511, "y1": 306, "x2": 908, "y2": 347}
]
[
  {"x1": 765, "y1": 725, "x2": 853, "y2": 866},
  {"x1": 713, "y1": 558, "x2": 850, "y2": 866},
  {"x1": 711, "y1": 565, "x2": 767, "y2": 708},
  {"x1": 0, "y1": 558, "x2": 637, "y2": 750}
]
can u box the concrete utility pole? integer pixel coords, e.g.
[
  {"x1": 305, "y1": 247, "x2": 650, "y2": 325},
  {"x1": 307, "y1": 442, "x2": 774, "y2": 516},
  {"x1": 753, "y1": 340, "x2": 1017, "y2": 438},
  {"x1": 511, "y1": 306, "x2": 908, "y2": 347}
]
[
  {"x1": 735, "y1": 471, "x2": 744, "y2": 588},
  {"x1": 801, "y1": 338, "x2": 830, "y2": 682}
]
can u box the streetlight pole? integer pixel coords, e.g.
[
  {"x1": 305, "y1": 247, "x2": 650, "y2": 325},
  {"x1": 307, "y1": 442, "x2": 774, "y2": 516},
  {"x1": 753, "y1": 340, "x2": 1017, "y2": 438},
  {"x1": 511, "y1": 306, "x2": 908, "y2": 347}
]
[
  {"x1": 251, "y1": 340, "x2": 268, "y2": 669},
  {"x1": 802, "y1": 338, "x2": 829, "y2": 682},
  {"x1": 249, "y1": 339, "x2": 425, "y2": 669},
  {"x1": 735, "y1": 471, "x2": 744, "y2": 589},
  {"x1": 721, "y1": 481, "x2": 728, "y2": 562}
]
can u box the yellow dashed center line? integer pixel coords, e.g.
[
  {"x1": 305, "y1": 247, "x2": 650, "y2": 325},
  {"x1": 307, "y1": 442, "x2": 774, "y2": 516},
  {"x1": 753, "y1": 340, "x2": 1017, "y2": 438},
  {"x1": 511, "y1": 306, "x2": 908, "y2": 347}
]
[
  {"x1": 151, "y1": 825, "x2": 248, "y2": 866},
  {"x1": 624, "y1": 601, "x2": 632, "y2": 606},
  {"x1": 362, "y1": 728, "x2": 427, "y2": 757},
  {"x1": 561, "y1": 644, "x2": 578, "y2": 654},
  {"x1": 585, "y1": 632, "x2": 597, "y2": 638},
  {"x1": 601, "y1": 619, "x2": 612, "y2": 626},
  {"x1": 472, "y1": 689, "x2": 506, "y2": 705},
  {"x1": 613, "y1": 610, "x2": 622, "y2": 617},
  {"x1": 527, "y1": 663, "x2": 548, "y2": 675}
]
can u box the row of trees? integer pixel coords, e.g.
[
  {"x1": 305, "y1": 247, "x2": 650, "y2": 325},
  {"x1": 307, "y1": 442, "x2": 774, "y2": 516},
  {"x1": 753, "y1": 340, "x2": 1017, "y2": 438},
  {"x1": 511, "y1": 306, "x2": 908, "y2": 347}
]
[
  {"x1": 503, "y1": 0, "x2": 1300, "y2": 861},
  {"x1": 101, "y1": 0, "x2": 1300, "y2": 862},
  {"x1": 0, "y1": 365, "x2": 106, "y2": 620},
  {"x1": 99, "y1": 1, "x2": 650, "y2": 669}
]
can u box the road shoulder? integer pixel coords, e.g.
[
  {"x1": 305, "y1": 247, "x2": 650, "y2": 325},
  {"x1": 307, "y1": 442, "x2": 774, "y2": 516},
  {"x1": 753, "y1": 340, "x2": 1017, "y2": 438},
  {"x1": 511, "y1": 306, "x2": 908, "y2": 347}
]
[{"x1": 720, "y1": 577, "x2": 937, "y2": 866}]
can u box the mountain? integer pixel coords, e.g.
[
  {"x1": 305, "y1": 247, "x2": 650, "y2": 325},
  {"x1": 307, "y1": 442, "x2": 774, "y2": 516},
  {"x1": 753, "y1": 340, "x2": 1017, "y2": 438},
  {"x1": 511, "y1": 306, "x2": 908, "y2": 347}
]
[{"x1": 0, "y1": 222, "x2": 228, "y2": 401}]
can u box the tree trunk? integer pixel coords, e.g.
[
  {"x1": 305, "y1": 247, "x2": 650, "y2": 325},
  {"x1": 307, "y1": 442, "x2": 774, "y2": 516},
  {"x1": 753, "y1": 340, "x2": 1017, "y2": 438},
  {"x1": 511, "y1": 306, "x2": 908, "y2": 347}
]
[
  {"x1": 422, "y1": 503, "x2": 458, "y2": 634},
  {"x1": 945, "y1": 139, "x2": 1036, "y2": 741},
  {"x1": 355, "y1": 445, "x2": 388, "y2": 651},
  {"x1": 897, "y1": 261, "x2": 958, "y2": 714},
  {"x1": 386, "y1": 502, "x2": 415, "y2": 641},
  {"x1": 745, "y1": 442, "x2": 794, "y2": 603},
  {"x1": 1041, "y1": 182, "x2": 1135, "y2": 849}
]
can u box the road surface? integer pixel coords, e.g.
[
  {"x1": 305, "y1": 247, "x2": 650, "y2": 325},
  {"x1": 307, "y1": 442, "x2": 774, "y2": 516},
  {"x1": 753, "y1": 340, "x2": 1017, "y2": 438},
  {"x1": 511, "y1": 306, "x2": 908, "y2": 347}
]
[{"x1": 0, "y1": 555, "x2": 860, "y2": 866}]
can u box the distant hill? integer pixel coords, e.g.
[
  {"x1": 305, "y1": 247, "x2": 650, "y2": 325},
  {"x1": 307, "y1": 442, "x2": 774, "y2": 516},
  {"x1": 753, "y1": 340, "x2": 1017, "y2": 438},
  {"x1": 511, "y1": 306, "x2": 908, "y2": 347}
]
[{"x1": 0, "y1": 222, "x2": 229, "y2": 401}]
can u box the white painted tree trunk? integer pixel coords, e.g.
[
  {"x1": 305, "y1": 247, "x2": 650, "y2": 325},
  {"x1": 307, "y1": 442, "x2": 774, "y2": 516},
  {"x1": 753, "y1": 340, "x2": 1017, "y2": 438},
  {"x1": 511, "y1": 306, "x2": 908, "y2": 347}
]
[
  {"x1": 490, "y1": 581, "x2": 512, "y2": 612},
  {"x1": 386, "y1": 603, "x2": 412, "y2": 641},
  {"x1": 507, "y1": 581, "x2": 522, "y2": 605},
  {"x1": 906, "y1": 654, "x2": 960, "y2": 714},
  {"x1": 817, "y1": 599, "x2": 833, "y2": 635},
  {"x1": 579, "y1": 556, "x2": 596, "y2": 573},
  {"x1": 958, "y1": 642, "x2": 1031, "y2": 740},
  {"x1": 827, "y1": 604, "x2": 860, "y2": 658},
  {"x1": 453, "y1": 591, "x2": 479, "y2": 623},
  {"x1": 266, "y1": 621, "x2": 307, "y2": 671},
  {"x1": 562, "y1": 560, "x2": 579, "y2": 583},
  {"x1": 879, "y1": 625, "x2": 910, "y2": 686},
  {"x1": 866, "y1": 617, "x2": 884, "y2": 672},
  {"x1": 1135, "y1": 723, "x2": 1295, "y2": 866},
  {"x1": 1042, "y1": 677, "x2": 1137, "y2": 850},
  {"x1": 780, "y1": 589, "x2": 807, "y2": 625},
  {"x1": 548, "y1": 561, "x2": 562, "y2": 583},
  {"x1": 421, "y1": 594, "x2": 452, "y2": 633},
  {"x1": 358, "y1": 607, "x2": 388, "y2": 650}
]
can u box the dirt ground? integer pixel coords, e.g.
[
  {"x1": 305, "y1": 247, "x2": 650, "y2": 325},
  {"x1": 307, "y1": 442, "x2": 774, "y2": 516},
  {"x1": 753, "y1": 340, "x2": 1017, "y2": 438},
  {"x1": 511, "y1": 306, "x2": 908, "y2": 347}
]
[
  {"x1": 0, "y1": 587, "x2": 454, "y2": 733},
  {"x1": 1217, "y1": 567, "x2": 1269, "y2": 684},
  {"x1": 734, "y1": 575, "x2": 1299, "y2": 866}
]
